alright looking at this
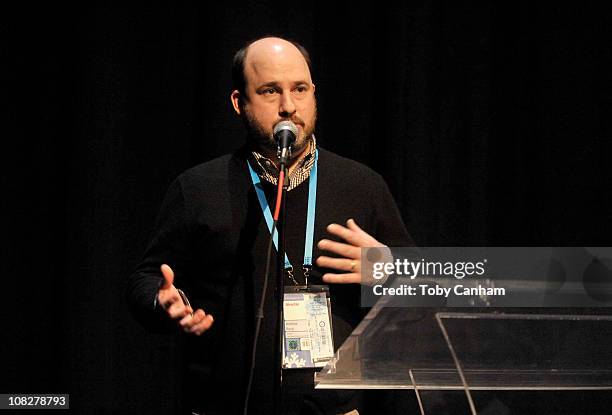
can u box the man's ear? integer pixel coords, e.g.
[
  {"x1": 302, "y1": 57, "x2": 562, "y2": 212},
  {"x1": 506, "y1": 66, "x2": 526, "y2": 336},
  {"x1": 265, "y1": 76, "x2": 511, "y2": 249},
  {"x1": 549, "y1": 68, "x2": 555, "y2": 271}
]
[
  {"x1": 230, "y1": 90, "x2": 242, "y2": 115},
  {"x1": 312, "y1": 83, "x2": 316, "y2": 93}
]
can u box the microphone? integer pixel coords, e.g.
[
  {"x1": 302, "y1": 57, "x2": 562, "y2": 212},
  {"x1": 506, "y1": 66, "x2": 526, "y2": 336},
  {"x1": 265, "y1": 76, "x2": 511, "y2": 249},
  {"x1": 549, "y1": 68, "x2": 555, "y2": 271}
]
[{"x1": 273, "y1": 120, "x2": 298, "y2": 167}]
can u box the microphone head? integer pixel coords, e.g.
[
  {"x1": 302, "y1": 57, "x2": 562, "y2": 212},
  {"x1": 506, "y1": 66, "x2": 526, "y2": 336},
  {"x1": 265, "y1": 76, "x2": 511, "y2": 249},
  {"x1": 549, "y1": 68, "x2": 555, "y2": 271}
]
[
  {"x1": 273, "y1": 120, "x2": 298, "y2": 144},
  {"x1": 273, "y1": 121, "x2": 298, "y2": 166}
]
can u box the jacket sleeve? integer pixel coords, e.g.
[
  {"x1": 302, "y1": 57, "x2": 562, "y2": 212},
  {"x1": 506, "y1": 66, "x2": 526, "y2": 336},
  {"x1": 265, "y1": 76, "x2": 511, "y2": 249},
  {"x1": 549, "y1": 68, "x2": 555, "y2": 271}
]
[
  {"x1": 125, "y1": 177, "x2": 193, "y2": 333},
  {"x1": 372, "y1": 174, "x2": 415, "y2": 247}
]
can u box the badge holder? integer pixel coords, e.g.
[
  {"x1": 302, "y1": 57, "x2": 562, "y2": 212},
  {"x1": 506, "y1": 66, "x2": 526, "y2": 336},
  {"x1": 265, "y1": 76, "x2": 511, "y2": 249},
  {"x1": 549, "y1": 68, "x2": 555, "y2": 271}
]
[{"x1": 282, "y1": 284, "x2": 334, "y2": 369}]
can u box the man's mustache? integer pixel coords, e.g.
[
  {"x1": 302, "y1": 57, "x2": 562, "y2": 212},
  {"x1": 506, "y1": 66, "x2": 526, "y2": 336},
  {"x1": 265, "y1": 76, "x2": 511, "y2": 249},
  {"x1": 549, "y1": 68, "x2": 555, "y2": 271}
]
[{"x1": 274, "y1": 117, "x2": 305, "y2": 128}]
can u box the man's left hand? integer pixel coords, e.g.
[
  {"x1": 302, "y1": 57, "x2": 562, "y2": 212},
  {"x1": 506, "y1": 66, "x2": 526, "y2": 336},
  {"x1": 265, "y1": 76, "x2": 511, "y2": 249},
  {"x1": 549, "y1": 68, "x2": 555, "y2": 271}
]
[{"x1": 316, "y1": 218, "x2": 385, "y2": 284}]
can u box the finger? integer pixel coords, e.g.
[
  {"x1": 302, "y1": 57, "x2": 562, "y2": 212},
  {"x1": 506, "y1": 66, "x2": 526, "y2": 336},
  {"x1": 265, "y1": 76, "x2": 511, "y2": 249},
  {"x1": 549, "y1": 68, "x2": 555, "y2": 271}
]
[
  {"x1": 318, "y1": 239, "x2": 360, "y2": 259},
  {"x1": 160, "y1": 264, "x2": 174, "y2": 289},
  {"x1": 158, "y1": 290, "x2": 181, "y2": 309},
  {"x1": 167, "y1": 302, "x2": 191, "y2": 319},
  {"x1": 327, "y1": 221, "x2": 381, "y2": 247},
  {"x1": 322, "y1": 273, "x2": 361, "y2": 284},
  {"x1": 346, "y1": 218, "x2": 380, "y2": 245},
  {"x1": 325, "y1": 223, "x2": 363, "y2": 247},
  {"x1": 189, "y1": 314, "x2": 214, "y2": 335},
  {"x1": 316, "y1": 256, "x2": 359, "y2": 272},
  {"x1": 180, "y1": 309, "x2": 205, "y2": 329},
  {"x1": 346, "y1": 218, "x2": 364, "y2": 233}
]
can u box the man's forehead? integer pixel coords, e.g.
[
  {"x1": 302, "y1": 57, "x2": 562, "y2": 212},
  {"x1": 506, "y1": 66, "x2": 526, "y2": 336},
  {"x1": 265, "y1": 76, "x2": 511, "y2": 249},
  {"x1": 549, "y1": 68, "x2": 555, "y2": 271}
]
[{"x1": 244, "y1": 38, "x2": 311, "y2": 84}]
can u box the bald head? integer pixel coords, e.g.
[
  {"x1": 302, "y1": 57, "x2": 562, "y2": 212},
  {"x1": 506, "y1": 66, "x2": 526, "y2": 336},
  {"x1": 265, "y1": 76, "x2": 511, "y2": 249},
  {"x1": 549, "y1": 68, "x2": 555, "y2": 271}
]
[
  {"x1": 247, "y1": 37, "x2": 304, "y2": 57},
  {"x1": 232, "y1": 36, "x2": 313, "y2": 99}
]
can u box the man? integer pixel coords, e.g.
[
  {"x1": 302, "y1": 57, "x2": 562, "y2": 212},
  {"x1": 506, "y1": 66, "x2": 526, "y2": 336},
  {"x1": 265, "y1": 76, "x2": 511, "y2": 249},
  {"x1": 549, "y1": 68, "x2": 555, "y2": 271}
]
[{"x1": 127, "y1": 36, "x2": 412, "y2": 414}]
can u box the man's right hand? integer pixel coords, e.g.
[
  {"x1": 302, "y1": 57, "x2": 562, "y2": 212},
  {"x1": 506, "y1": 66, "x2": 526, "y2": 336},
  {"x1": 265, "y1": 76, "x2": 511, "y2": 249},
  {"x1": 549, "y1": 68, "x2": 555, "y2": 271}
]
[{"x1": 158, "y1": 264, "x2": 214, "y2": 336}]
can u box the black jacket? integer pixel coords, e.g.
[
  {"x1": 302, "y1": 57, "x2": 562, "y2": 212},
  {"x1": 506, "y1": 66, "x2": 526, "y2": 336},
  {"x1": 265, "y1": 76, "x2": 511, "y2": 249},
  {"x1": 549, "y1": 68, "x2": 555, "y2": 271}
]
[{"x1": 127, "y1": 146, "x2": 412, "y2": 414}]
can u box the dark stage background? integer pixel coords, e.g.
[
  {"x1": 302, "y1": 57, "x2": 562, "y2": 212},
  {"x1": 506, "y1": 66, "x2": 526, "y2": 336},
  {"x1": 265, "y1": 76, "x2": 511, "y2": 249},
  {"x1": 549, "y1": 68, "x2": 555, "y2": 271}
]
[{"x1": 3, "y1": 1, "x2": 612, "y2": 413}]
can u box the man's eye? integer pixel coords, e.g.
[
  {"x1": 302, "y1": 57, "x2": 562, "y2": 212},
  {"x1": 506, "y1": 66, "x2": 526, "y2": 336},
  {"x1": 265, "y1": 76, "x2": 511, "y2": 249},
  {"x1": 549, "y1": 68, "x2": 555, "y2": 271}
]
[
  {"x1": 295, "y1": 86, "x2": 307, "y2": 93},
  {"x1": 263, "y1": 88, "x2": 276, "y2": 95}
]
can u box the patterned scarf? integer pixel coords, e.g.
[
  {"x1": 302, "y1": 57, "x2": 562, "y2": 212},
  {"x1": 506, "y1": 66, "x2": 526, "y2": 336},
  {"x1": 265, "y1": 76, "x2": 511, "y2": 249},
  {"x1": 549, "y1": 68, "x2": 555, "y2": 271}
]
[{"x1": 249, "y1": 136, "x2": 317, "y2": 191}]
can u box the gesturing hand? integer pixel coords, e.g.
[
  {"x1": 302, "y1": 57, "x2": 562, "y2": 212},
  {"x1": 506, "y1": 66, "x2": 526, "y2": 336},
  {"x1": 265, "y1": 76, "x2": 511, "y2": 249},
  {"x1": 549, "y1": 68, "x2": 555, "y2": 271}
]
[
  {"x1": 157, "y1": 264, "x2": 214, "y2": 335},
  {"x1": 316, "y1": 219, "x2": 386, "y2": 284}
]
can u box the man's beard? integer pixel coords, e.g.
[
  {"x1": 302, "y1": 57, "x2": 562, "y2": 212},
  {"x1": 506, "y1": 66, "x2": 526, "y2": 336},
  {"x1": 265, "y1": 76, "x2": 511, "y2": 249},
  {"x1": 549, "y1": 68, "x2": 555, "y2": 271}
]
[{"x1": 241, "y1": 104, "x2": 317, "y2": 160}]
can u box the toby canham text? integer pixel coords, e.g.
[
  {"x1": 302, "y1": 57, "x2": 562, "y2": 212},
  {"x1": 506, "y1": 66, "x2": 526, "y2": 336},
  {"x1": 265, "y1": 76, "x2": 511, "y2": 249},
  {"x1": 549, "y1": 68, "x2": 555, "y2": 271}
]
[{"x1": 372, "y1": 284, "x2": 506, "y2": 297}]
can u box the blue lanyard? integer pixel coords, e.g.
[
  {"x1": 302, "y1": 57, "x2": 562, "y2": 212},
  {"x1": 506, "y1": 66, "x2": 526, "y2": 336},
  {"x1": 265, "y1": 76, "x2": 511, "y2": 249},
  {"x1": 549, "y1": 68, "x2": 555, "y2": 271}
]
[{"x1": 247, "y1": 149, "x2": 318, "y2": 272}]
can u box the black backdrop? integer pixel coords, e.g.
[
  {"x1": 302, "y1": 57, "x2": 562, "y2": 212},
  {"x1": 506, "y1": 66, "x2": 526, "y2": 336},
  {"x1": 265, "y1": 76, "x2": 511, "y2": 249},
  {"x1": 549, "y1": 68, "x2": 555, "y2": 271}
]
[{"x1": 3, "y1": 1, "x2": 612, "y2": 413}]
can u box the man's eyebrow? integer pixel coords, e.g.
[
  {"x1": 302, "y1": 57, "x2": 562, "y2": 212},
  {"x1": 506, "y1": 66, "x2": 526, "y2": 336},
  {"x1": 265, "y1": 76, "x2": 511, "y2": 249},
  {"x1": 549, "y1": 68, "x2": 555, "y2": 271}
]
[
  {"x1": 257, "y1": 81, "x2": 279, "y2": 89},
  {"x1": 256, "y1": 80, "x2": 310, "y2": 89}
]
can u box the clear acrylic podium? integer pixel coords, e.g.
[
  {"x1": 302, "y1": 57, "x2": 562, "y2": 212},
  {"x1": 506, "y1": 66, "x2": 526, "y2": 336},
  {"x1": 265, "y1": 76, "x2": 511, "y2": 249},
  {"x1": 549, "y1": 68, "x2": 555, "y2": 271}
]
[{"x1": 314, "y1": 303, "x2": 612, "y2": 414}]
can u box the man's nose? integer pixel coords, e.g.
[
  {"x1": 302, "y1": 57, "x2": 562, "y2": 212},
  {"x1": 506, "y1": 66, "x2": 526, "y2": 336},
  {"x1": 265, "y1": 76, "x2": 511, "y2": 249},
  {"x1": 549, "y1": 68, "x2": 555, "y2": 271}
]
[{"x1": 279, "y1": 93, "x2": 296, "y2": 117}]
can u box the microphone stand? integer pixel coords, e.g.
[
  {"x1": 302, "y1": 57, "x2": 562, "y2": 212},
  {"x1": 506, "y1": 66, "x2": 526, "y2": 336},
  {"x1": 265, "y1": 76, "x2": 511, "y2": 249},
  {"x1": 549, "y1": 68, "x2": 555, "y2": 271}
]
[{"x1": 273, "y1": 163, "x2": 289, "y2": 415}]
